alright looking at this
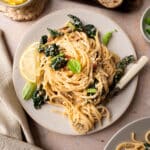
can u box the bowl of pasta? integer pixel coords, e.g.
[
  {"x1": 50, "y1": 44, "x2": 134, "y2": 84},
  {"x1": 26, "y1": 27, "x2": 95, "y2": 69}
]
[
  {"x1": 104, "y1": 117, "x2": 150, "y2": 150},
  {"x1": 13, "y1": 8, "x2": 138, "y2": 135}
]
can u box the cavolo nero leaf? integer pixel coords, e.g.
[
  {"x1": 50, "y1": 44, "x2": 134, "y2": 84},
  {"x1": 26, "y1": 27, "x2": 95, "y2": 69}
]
[
  {"x1": 47, "y1": 28, "x2": 63, "y2": 38},
  {"x1": 68, "y1": 14, "x2": 83, "y2": 31},
  {"x1": 40, "y1": 35, "x2": 48, "y2": 44},
  {"x1": 45, "y1": 43, "x2": 60, "y2": 57},
  {"x1": 32, "y1": 84, "x2": 48, "y2": 109},
  {"x1": 116, "y1": 55, "x2": 135, "y2": 70},
  {"x1": 112, "y1": 55, "x2": 135, "y2": 86},
  {"x1": 51, "y1": 53, "x2": 68, "y2": 70},
  {"x1": 84, "y1": 24, "x2": 96, "y2": 38}
]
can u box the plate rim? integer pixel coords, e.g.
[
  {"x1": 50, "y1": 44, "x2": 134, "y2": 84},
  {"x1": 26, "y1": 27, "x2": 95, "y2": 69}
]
[
  {"x1": 104, "y1": 116, "x2": 150, "y2": 150},
  {"x1": 12, "y1": 8, "x2": 138, "y2": 135}
]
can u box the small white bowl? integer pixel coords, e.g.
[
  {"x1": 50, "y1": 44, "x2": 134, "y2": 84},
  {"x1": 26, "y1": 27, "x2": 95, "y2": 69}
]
[
  {"x1": 140, "y1": 7, "x2": 150, "y2": 43},
  {"x1": 0, "y1": 0, "x2": 33, "y2": 8}
]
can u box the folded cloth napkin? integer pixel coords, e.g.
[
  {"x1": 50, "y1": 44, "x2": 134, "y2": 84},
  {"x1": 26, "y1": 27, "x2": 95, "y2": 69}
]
[{"x1": 0, "y1": 29, "x2": 42, "y2": 149}]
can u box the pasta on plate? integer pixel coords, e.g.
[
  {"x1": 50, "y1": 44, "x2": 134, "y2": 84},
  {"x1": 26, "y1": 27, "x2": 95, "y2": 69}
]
[
  {"x1": 116, "y1": 130, "x2": 150, "y2": 150},
  {"x1": 20, "y1": 14, "x2": 135, "y2": 134}
]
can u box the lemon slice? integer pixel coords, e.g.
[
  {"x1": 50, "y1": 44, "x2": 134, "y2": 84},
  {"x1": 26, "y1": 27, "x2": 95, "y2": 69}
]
[{"x1": 19, "y1": 42, "x2": 39, "y2": 83}]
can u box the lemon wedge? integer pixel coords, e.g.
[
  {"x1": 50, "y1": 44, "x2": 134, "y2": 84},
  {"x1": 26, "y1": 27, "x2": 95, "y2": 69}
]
[{"x1": 19, "y1": 42, "x2": 39, "y2": 83}]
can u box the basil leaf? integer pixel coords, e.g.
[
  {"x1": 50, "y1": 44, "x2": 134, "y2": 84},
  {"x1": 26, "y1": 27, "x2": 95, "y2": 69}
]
[
  {"x1": 67, "y1": 59, "x2": 81, "y2": 73},
  {"x1": 47, "y1": 28, "x2": 63, "y2": 38},
  {"x1": 87, "y1": 88, "x2": 97, "y2": 94},
  {"x1": 22, "y1": 82, "x2": 37, "y2": 100},
  {"x1": 102, "y1": 29, "x2": 117, "y2": 46}
]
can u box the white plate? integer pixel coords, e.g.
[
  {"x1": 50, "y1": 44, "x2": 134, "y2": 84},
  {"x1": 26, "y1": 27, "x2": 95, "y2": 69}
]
[
  {"x1": 104, "y1": 117, "x2": 150, "y2": 150},
  {"x1": 13, "y1": 8, "x2": 138, "y2": 135}
]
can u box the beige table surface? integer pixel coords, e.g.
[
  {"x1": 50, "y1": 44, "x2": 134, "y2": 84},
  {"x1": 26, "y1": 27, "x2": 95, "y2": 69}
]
[{"x1": 0, "y1": 0, "x2": 150, "y2": 150}]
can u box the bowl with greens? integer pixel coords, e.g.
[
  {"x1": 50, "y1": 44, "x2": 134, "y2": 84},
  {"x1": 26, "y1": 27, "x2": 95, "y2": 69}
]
[{"x1": 140, "y1": 7, "x2": 150, "y2": 42}]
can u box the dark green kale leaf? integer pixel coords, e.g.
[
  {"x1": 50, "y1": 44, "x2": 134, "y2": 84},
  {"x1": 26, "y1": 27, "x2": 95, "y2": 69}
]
[
  {"x1": 117, "y1": 55, "x2": 135, "y2": 70},
  {"x1": 51, "y1": 54, "x2": 68, "y2": 70},
  {"x1": 40, "y1": 35, "x2": 48, "y2": 44},
  {"x1": 47, "y1": 28, "x2": 63, "y2": 38},
  {"x1": 38, "y1": 45, "x2": 47, "y2": 53},
  {"x1": 68, "y1": 14, "x2": 83, "y2": 31},
  {"x1": 84, "y1": 24, "x2": 96, "y2": 38},
  {"x1": 45, "y1": 43, "x2": 60, "y2": 57},
  {"x1": 112, "y1": 55, "x2": 135, "y2": 87},
  {"x1": 32, "y1": 84, "x2": 49, "y2": 109},
  {"x1": 38, "y1": 35, "x2": 48, "y2": 53}
]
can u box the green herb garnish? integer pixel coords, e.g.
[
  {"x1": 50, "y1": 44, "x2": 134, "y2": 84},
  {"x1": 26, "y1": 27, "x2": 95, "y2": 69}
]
[
  {"x1": 68, "y1": 14, "x2": 83, "y2": 31},
  {"x1": 47, "y1": 28, "x2": 63, "y2": 38},
  {"x1": 113, "y1": 55, "x2": 135, "y2": 86},
  {"x1": 32, "y1": 84, "x2": 48, "y2": 109},
  {"x1": 67, "y1": 14, "x2": 97, "y2": 38},
  {"x1": 116, "y1": 55, "x2": 135, "y2": 69},
  {"x1": 146, "y1": 28, "x2": 150, "y2": 35},
  {"x1": 102, "y1": 30, "x2": 117, "y2": 46},
  {"x1": 22, "y1": 82, "x2": 37, "y2": 100},
  {"x1": 144, "y1": 17, "x2": 150, "y2": 25},
  {"x1": 51, "y1": 54, "x2": 68, "y2": 70},
  {"x1": 38, "y1": 35, "x2": 48, "y2": 53},
  {"x1": 84, "y1": 24, "x2": 96, "y2": 38},
  {"x1": 67, "y1": 59, "x2": 81, "y2": 73},
  {"x1": 40, "y1": 35, "x2": 48, "y2": 44},
  {"x1": 45, "y1": 43, "x2": 60, "y2": 57},
  {"x1": 38, "y1": 45, "x2": 45, "y2": 53},
  {"x1": 87, "y1": 88, "x2": 97, "y2": 94}
]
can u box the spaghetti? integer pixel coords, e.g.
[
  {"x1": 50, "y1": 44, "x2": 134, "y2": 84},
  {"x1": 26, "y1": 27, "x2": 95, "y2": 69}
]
[
  {"x1": 21, "y1": 14, "x2": 135, "y2": 134},
  {"x1": 35, "y1": 25, "x2": 120, "y2": 134},
  {"x1": 116, "y1": 130, "x2": 150, "y2": 150}
]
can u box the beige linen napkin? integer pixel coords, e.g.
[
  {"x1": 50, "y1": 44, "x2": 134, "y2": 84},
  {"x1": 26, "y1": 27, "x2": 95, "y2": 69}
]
[
  {"x1": 0, "y1": 29, "x2": 41, "y2": 149},
  {"x1": 0, "y1": 134, "x2": 42, "y2": 150}
]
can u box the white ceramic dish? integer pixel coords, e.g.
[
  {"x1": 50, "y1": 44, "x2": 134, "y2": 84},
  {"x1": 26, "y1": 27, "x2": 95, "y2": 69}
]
[
  {"x1": 13, "y1": 8, "x2": 138, "y2": 135},
  {"x1": 0, "y1": 0, "x2": 33, "y2": 8},
  {"x1": 140, "y1": 7, "x2": 150, "y2": 42},
  {"x1": 104, "y1": 117, "x2": 150, "y2": 150}
]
